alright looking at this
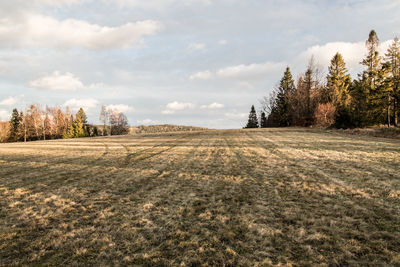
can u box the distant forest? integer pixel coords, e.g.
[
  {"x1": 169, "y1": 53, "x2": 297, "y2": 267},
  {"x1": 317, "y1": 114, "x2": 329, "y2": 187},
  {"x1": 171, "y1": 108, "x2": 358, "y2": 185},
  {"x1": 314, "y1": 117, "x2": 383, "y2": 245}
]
[
  {"x1": 0, "y1": 105, "x2": 129, "y2": 143},
  {"x1": 245, "y1": 30, "x2": 400, "y2": 129}
]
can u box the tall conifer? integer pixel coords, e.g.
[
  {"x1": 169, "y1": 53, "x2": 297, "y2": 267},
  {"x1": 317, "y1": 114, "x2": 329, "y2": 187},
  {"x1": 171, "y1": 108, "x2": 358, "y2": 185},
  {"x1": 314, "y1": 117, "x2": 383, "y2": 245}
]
[{"x1": 245, "y1": 105, "x2": 259, "y2": 128}]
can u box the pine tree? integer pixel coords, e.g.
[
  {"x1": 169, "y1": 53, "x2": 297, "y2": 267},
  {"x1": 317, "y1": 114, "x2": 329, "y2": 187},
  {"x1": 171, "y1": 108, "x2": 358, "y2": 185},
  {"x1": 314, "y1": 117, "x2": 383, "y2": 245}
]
[
  {"x1": 303, "y1": 67, "x2": 314, "y2": 126},
  {"x1": 351, "y1": 30, "x2": 383, "y2": 126},
  {"x1": 76, "y1": 108, "x2": 89, "y2": 136},
  {"x1": 9, "y1": 108, "x2": 22, "y2": 142},
  {"x1": 274, "y1": 67, "x2": 296, "y2": 126},
  {"x1": 326, "y1": 53, "x2": 352, "y2": 128},
  {"x1": 385, "y1": 37, "x2": 400, "y2": 126},
  {"x1": 76, "y1": 108, "x2": 88, "y2": 125},
  {"x1": 327, "y1": 53, "x2": 352, "y2": 106},
  {"x1": 362, "y1": 30, "x2": 381, "y2": 90},
  {"x1": 260, "y1": 111, "x2": 267, "y2": 128},
  {"x1": 245, "y1": 105, "x2": 259, "y2": 128}
]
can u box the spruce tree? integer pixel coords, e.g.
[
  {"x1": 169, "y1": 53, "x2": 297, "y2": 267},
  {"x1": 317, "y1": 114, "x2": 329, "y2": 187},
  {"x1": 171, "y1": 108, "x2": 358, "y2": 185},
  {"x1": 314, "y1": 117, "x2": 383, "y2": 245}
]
[
  {"x1": 260, "y1": 111, "x2": 267, "y2": 128},
  {"x1": 9, "y1": 108, "x2": 22, "y2": 142},
  {"x1": 385, "y1": 37, "x2": 400, "y2": 126},
  {"x1": 303, "y1": 67, "x2": 313, "y2": 126},
  {"x1": 327, "y1": 53, "x2": 352, "y2": 106},
  {"x1": 245, "y1": 105, "x2": 259, "y2": 128},
  {"x1": 352, "y1": 30, "x2": 383, "y2": 126},
  {"x1": 274, "y1": 67, "x2": 296, "y2": 126},
  {"x1": 76, "y1": 108, "x2": 88, "y2": 125},
  {"x1": 75, "y1": 108, "x2": 89, "y2": 137},
  {"x1": 326, "y1": 53, "x2": 353, "y2": 128}
]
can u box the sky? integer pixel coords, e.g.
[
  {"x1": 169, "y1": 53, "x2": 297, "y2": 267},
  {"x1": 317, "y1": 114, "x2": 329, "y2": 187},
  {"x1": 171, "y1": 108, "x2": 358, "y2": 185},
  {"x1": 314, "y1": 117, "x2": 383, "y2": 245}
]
[{"x1": 0, "y1": 0, "x2": 399, "y2": 129}]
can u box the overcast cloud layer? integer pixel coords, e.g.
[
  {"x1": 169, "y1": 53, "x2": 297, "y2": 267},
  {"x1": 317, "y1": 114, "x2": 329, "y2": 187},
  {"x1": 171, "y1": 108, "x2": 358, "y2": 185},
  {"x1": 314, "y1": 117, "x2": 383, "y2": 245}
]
[{"x1": 0, "y1": 0, "x2": 399, "y2": 128}]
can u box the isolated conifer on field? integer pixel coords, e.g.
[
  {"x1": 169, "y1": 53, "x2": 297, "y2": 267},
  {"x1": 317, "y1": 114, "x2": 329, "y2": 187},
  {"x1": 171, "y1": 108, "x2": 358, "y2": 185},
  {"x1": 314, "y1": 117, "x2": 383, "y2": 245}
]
[
  {"x1": 9, "y1": 108, "x2": 22, "y2": 142},
  {"x1": 275, "y1": 67, "x2": 296, "y2": 126},
  {"x1": 245, "y1": 105, "x2": 259, "y2": 128},
  {"x1": 260, "y1": 111, "x2": 267, "y2": 128}
]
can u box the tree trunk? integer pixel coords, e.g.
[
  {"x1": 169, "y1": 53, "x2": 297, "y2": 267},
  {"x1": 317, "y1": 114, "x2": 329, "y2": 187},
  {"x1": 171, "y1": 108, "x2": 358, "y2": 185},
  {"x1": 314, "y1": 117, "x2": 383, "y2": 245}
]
[
  {"x1": 388, "y1": 95, "x2": 391, "y2": 127},
  {"x1": 394, "y1": 99, "x2": 399, "y2": 127}
]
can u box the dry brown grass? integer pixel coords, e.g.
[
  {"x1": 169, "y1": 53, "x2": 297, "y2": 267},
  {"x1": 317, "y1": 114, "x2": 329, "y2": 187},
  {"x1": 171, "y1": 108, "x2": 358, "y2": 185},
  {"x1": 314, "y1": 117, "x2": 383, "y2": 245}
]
[{"x1": 0, "y1": 129, "x2": 399, "y2": 266}]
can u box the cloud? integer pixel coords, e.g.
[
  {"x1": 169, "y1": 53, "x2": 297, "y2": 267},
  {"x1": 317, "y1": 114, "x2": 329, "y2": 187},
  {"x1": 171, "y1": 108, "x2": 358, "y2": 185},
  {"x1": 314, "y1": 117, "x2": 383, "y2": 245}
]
[
  {"x1": 0, "y1": 109, "x2": 10, "y2": 121},
  {"x1": 188, "y1": 43, "x2": 205, "y2": 51},
  {"x1": 224, "y1": 112, "x2": 247, "y2": 119},
  {"x1": 137, "y1": 119, "x2": 158, "y2": 125},
  {"x1": 216, "y1": 61, "x2": 285, "y2": 80},
  {"x1": 34, "y1": 0, "x2": 80, "y2": 6},
  {"x1": 162, "y1": 101, "x2": 195, "y2": 114},
  {"x1": 0, "y1": 13, "x2": 162, "y2": 50},
  {"x1": 0, "y1": 96, "x2": 22, "y2": 106},
  {"x1": 218, "y1": 40, "x2": 227, "y2": 45},
  {"x1": 108, "y1": 0, "x2": 212, "y2": 8},
  {"x1": 200, "y1": 102, "x2": 224, "y2": 109},
  {"x1": 29, "y1": 71, "x2": 86, "y2": 91},
  {"x1": 106, "y1": 104, "x2": 134, "y2": 113},
  {"x1": 63, "y1": 98, "x2": 99, "y2": 112},
  {"x1": 297, "y1": 40, "x2": 393, "y2": 73},
  {"x1": 189, "y1": 70, "x2": 213, "y2": 81}
]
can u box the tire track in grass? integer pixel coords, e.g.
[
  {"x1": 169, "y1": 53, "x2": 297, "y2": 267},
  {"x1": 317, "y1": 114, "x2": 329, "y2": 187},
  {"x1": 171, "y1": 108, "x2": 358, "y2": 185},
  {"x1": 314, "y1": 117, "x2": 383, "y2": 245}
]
[
  {"x1": 119, "y1": 132, "x2": 199, "y2": 168},
  {"x1": 0, "y1": 136, "x2": 209, "y2": 266},
  {"x1": 0, "y1": 141, "x2": 113, "y2": 191},
  {"x1": 122, "y1": 133, "x2": 243, "y2": 265},
  {"x1": 0, "y1": 140, "x2": 110, "y2": 176}
]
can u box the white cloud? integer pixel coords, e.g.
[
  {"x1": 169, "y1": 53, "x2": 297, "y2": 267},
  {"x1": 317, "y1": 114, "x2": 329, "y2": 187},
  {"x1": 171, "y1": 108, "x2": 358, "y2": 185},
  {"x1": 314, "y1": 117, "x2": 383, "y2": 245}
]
[
  {"x1": 137, "y1": 119, "x2": 158, "y2": 125},
  {"x1": 200, "y1": 102, "x2": 224, "y2": 109},
  {"x1": 34, "y1": 0, "x2": 79, "y2": 6},
  {"x1": 297, "y1": 40, "x2": 393, "y2": 73},
  {"x1": 188, "y1": 43, "x2": 205, "y2": 51},
  {"x1": 161, "y1": 109, "x2": 175, "y2": 115},
  {"x1": 0, "y1": 96, "x2": 20, "y2": 106},
  {"x1": 0, "y1": 13, "x2": 162, "y2": 50},
  {"x1": 0, "y1": 109, "x2": 10, "y2": 121},
  {"x1": 189, "y1": 70, "x2": 213, "y2": 81},
  {"x1": 108, "y1": 0, "x2": 212, "y2": 8},
  {"x1": 63, "y1": 98, "x2": 99, "y2": 112},
  {"x1": 29, "y1": 71, "x2": 86, "y2": 91},
  {"x1": 224, "y1": 112, "x2": 247, "y2": 119},
  {"x1": 106, "y1": 104, "x2": 134, "y2": 113},
  {"x1": 162, "y1": 101, "x2": 195, "y2": 114},
  {"x1": 216, "y1": 61, "x2": 285, "y2": 80},
  {"x1": 218, "y1": 40, "x2": 227, "y2": 45}
]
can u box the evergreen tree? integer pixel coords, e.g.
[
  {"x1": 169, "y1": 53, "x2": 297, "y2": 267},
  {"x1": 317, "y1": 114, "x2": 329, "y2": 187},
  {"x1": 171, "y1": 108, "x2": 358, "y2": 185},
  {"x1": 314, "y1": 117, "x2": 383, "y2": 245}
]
[
  {"x1": 9, "y1": 108, "x2": 22, "y2": 142},
  {"x1": 63, "y1": 110, "x2": 89, "y2": 138},
  {"x1": 327, "y1": 53, "x2": 352, "y2": 106},
  {"x1": 326, "y1": 53, "x2": 353, "y2": 128},
  {"x1": 76, "y1": 108, "x2": 88, "y2": 125},
  {"x1": 274, "y1": 67, "x2": 296, "y2": 126},
  {"x1": 353, "y1": 30, "x2": 384, "y2": 126},
  {"x1": 303, "y1": 67, "x2": 314, "y2": 126},
  {"x1": 75, "y1": 108, "x2": 89, "y2": 136},
  {"x1": 260, "y1": 111, "x2": 267, "y2": 128},
  {"x1": 362, "y1": 30, "x2": 381, "y2": 89},
  {"x1": 245, "y1": 105, "x2": 259, "y2": 128},
  {"x1": 385, "y1": 37, "x2": 400, "y2": 126}
]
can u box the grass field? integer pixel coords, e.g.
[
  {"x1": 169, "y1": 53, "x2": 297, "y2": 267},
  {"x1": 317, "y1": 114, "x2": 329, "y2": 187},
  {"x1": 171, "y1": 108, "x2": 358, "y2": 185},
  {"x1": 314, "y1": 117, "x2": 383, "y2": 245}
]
[{"x1": 1, "y1": 128, "x2": 400, "y2": 266}]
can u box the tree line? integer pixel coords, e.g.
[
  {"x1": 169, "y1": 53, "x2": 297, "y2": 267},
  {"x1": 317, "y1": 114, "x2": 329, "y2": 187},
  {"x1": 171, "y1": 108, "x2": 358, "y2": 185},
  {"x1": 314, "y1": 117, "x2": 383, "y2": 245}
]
[
  {"x1": 0, "y1": 105, "x2": 129, "y2": 143},
  {"x1": 245, "y1": 30, "x2": 400, "y2": 129}
]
